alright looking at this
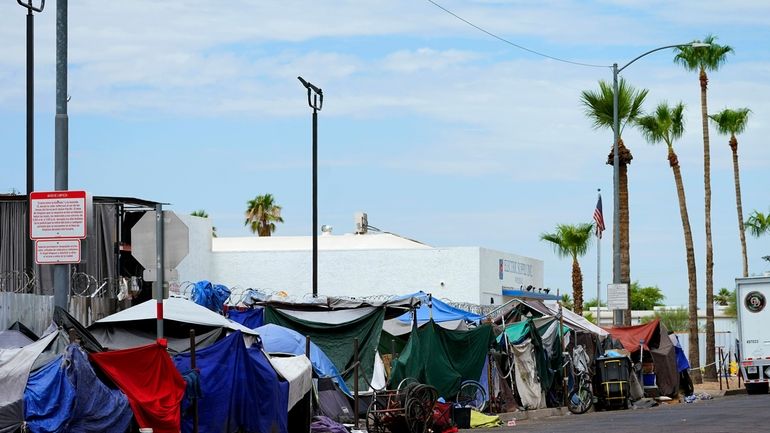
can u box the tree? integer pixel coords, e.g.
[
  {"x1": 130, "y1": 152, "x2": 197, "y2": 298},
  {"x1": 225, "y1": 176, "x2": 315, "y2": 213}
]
[
  {"x1": 584, "y1": 298, "x2": 607, "y2": 308},
  {"x1": 581, "y1": 79, "x2": 648, "y2": 325},
  {"x1": 629, "y1": 281, "x2": 665, "y2": 311},
  {"x1": 674, "y1": 34, "x2": 734, "y2": 381},
  {"x1": 636, "y1": 101, "x2": 701, "y2": 383},
  {"x1": 244, "y1": 194, "x2": 284, "y2": 236},
  {"x1": 725, "y1": 290, "x2": 738, "y2": 318},
  {"x1": 642, "y1": 308, "x2": 689, "y2": 333},
  {"x1": 746, "y1": 210, "x2": 770, "y2": 238},
  {"x1": 710, "y1": 108, "x2": 751, "y2": 277},
  {"x1": 714, "y1": 288, "x2": 732, "y2": 306},
  {"x1": 560, "y1": 294, "x2": 574, "y2": 310},
  {"x1": 540, "y1": 223, "x2": 594, "y2": 314},
  {"x1": 190, "y1": 209, "x2": 217, "y2": 238}
]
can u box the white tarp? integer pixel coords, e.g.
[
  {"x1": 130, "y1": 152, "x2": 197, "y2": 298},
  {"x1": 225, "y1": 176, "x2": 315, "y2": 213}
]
[
  {"x1": 510, "y1": 339, "x2": 545, "y2": 410},
  {"x1": 268, "y1": 355, "x2": 313, "y2": 410},
  {"x1": 0, "y1": 332, "x2": 58, "y2": 433},
  {"x1": 382, "y1": 318, "x2": 467, "y2": 336},
  {"x1": 542, "y1": 302, "x2": 609, "y2": 337},
  {"x1": 94, "y1": 297, "x2": 257, "y2": 335}
]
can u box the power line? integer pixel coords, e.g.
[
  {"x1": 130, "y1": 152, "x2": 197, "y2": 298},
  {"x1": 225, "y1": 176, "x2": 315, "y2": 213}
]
[{"x1": 425, "y1": 0, "x2": 609, "y2": 69}]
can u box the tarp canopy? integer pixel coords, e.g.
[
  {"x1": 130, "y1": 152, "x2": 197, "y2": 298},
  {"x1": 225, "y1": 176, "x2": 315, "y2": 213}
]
[
  {"x1": 228, "y1": 308, "x2": 264, "y2": 329},
  {"x1": 23, "y1": 345, "x2": 132, "y2": 433},
  {"x1": 174, "y1": 331, "x2": 289, "y2": 433},
  {"x1": 500, "y1": 299, "x2": 608, "y2": 337},
  {"x1": 604, "y1": 319, "x2": 679, "y2": 397},
  {"x1": 393, "y1": 292, "x2": 483, "y2": 324},
  {"x1": 93, "y1": 298, "x2": 256, "y2": 334},
  {"x1": 90, "y1": 341, "x2": 186, "y2": 433},
  {"x1": 256, "y1": 296, "x2": 420, "y2": 320},
  {"x1": 191, "y1": 280, "x2": 231, "y2": 314},
  {"x1": 0, "y1": 331, "x2": 58, "y2": 433},
  {"x1": 498, "y1": 317, "x2": 565, "y2": 394},
  {"x1": 256, "y1": 323, "x2": 351, "y2": 396},
  {"x1": 498, "y1": 317, "x2": 568, "y2": 345},
  {"x1": 389, "y1": 320, "x2": 495, "y2": 398},
  {"x1": 264, "y1": 306, "x2": 385, "y2": 392},
  {"x1": 0, "y1": 331, "x2": 33, "y2": 349}
]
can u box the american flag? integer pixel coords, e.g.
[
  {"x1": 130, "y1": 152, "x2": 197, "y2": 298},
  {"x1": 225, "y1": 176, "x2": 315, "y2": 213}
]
[{"x1": 594, "y1": 194, "x2": 605, "y2": 238}]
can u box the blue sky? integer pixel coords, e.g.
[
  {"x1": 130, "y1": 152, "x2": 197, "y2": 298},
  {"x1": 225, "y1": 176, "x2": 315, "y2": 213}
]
[{"x1": 2, "y1": 0, "x2": 769, "y2": 306}]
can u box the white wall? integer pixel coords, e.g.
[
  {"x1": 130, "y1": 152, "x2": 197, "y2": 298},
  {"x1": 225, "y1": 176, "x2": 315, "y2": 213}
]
[{"x1": 210, "y1": 247, "x2": 483, "y2": 303}]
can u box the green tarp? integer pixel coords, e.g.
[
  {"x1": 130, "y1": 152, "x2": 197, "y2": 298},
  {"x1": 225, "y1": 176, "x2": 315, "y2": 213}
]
[
  {"x1": 263, "y1": 306, "x2": 385, "y2": 392},
  {"x1": 498, "y1": 318, "x2": 565, "y2": 392},
  {"x1": 389, "y1": 320, "x2": 495, "y2": 398}
]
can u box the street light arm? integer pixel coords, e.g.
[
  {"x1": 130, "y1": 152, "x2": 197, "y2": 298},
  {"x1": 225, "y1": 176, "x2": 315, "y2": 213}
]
[
  {"x1": 617, "y1": 43, "x2": 692, "y2": 73},
  {"x1": 17, "y1": 0, "x2": 45, "y2": 13}
]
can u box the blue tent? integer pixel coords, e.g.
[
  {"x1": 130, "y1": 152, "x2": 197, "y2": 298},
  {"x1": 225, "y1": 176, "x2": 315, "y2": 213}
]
[
  {"x1": 23, "y1": 345, "x2": 132, "y2": 433},
  {"x1": 256, "y1": 323, "x2": 352, "y2": 396},
  {"x1": 174, "y1": 331, "x2": 289, "y2": 433},
  {"x1": 395, "y1": 291, "x2": 483, "y2": 324},
  {"x1": 229, "y1": 308, "x2": 264, "y2": 329}
]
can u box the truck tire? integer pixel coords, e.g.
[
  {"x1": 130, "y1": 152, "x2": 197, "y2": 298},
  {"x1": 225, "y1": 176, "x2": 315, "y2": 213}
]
[{"x1": 745, "y1": 382, "x2": 768, "y2": 395}]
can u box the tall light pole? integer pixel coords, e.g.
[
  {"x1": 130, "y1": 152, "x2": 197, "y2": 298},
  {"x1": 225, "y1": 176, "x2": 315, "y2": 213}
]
[
  {"x1": 611, "y1": 42, "x2": 709, "y2": 325},
  {"x1": 53, "y1": 0, "x2": 69, "y2": 310},
  {"x1": 298, "y1": 76, "x2": 323, "y2": 298},
  {"x1": 17, "y1": 0, "x2": 45, "y2": 284}
]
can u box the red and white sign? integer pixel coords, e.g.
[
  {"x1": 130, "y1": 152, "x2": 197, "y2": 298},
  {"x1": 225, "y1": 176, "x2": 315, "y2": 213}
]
[
  {"x1": 30, "y1": 190, "x2": 87, "y2": 239},
  {"x1": 35, "y1": 239, "x2": 81, "y2": 264}
]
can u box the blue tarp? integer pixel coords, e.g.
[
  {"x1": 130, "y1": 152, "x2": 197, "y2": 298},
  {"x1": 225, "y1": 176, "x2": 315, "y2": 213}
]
[
  {"x1": 395, "y1": 291, "x2": 483, "y2": 324},
  {"x1": 23, "y1": 345, "x2": 132, "y2": 433},
  {"x1": 256, "y1": 323, "x2": 352, "y2": 396},
  {"x1": 229, "y1": 308, "x2": 264, "y2": 329},
  {"x1": 174, "y1": 331, "x2": 289, "y2": 433},
  {"x1": 191, "y1": 280, "x2": 231, "y2": 314}
]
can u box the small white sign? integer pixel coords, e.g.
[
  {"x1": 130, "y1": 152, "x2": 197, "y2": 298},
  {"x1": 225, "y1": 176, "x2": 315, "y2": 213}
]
[
  {"x1": 30, "y1": 190, "x2": 87, "y2": 239},
  {"x1": 35, "y1": 239, "x2": 81, "y2": 264},
  {"x1": 607, "y1": 283, "x2": 629, "y2": 310}
]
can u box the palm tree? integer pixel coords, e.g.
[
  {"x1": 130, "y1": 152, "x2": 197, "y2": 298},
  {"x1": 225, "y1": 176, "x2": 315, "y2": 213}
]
[
  {"x1": 746, "y1": 210, "x2": 770, "y2": 238},
  {"x1": 674, "y1": 35, "x2": 733, "y2": 381},
  {"x1": 540, "y1": 223, "x2": 594, "y2": 315},
  {"x1": 244, "y1": 194, "x2": 284, "y2": 236},
  {"x1": 710, "y1": 108, "x2": 751, "y2": 277},
  {"x1": 190, "y1": 209, "x2": 217, "y2": 237},
  {"x1": 714, "y1": 288, "x2": 732, "y2": 306},
  {"x1": 636, "y1": 101, "x2": 702, "y2": 384},
  {"x1": 581, "y1": 79, "x2": 648, "y2": 325}
]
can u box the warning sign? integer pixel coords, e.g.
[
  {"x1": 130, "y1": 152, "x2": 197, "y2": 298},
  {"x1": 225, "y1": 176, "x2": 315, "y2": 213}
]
[
  {"x1": 30, "y1": 191, "x2": 87, "y2": 239},
  {"x1": 35, "y1": 239, "x2": 81, "y2": 264}
]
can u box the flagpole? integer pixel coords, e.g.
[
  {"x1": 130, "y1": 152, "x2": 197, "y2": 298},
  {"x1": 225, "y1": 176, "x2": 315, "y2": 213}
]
[{"x1": 596, "y1": 189, "x2": 602, "y2": 326}]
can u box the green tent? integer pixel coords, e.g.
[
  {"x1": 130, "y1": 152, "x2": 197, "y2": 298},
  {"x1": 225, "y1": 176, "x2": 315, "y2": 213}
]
[
  {"x1": 498, "y1": 317, "x2": 566, "y2": 392},
  {"x1": 389, "y1": 320, "x2": 495, "y2": 398},
  {"x1": 263, "y1": 306, "x2": 385, "y2": 391}
]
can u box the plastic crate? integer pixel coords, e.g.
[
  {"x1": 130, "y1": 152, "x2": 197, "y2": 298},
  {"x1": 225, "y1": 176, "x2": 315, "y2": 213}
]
[{"x1": 595, "y1": 356, "x2": 631, "y2": 383}]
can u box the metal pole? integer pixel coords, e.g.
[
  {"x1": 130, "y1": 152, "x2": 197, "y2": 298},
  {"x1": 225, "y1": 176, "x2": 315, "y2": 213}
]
[
  {"x1": 353, "y1": 337, "x2": 360, "y2": 430},
  {"x1": 53, "y1": 0, "x2": 69, "y2": 311},
  {"x1": 156, "y1": 204, "x2": 164, "y2": 340},
  {"x1": 189, "y1": 329, "x2": 198, "y2": 433},
  {"x1": 312, "y1": 105, "x2": 318, "y2": 298},
  {"x1": 596, "y1": 190, "x2": 601, "y2": 326},
  {"x1": 25, "y1": 7, "x2": 35, "y2": 281},
  {"x1": 305, "y1": 335, "x2": 312, "y2": 432},
  {"x1": 611, "y1": 63, "x2": 623, "y2": 326}
]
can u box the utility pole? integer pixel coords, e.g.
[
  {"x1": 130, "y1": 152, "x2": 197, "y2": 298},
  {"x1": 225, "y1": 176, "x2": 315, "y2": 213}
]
[{"x1": 53, "y1": 0, "x2": 69, "y2": 310}]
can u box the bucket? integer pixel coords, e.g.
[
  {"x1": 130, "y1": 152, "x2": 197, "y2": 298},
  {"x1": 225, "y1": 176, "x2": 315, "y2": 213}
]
[
  {"x1": 642, "y1": 373, "x2": 656, "y2": 387},
  {"x1": 453, "y1": 406, "x2": 471, "y2": 429}
]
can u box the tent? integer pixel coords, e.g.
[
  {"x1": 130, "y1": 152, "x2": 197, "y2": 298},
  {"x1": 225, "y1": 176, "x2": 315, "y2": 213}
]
[
  {"x1": 0, "y1": 331, "x2": 33, "y2": 349},
  {"x1": 229, "y1": 308, "x2": 265, "y2": 329},
  {"x1": 389, "y1": 320, "x2": 495, "y2": 398},
  {"x1": 383, "y1": 292, "x2": 482, "y2": 336},
  {"x1": 0, "y1": 332, "x2": 58, "y2": 433},
  {"x1": 89, "y1": 297, "x2": 256, "y2": 353},
  {"x1": 256, "y1": 323, "x2": 352, "y2": 396},
  {"x1": 23, "y1": 344, "x2": 133, "y2": 433},
  {"x1": 174, "y1": 331, "x2": 289, "y2": 433},
  {"x1": 603, "y1": 319, "x2": 679, "y2": 397},
  {"x1": 263, "y1": 305, "x2": 386, "y2": 392}
]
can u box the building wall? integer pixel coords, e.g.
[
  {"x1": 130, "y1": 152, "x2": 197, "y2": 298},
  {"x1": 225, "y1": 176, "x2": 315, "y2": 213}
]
[
  {"x1": 209, "y1": 246, "x2": 484, "y2": 303},
  {"x1": 479, "y1": 248, "x2": 544, "y2": 305}
]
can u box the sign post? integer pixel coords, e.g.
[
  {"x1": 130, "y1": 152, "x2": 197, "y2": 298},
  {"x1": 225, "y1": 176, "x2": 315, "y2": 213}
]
[{"x1": 155, "y1": 203, "x2": 164, "y2": 341}]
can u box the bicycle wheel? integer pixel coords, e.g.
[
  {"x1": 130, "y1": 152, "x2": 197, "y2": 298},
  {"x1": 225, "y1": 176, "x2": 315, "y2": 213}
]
[
  {"x1": 456, "y1": 380, "x2": 486, "y2": 412},
  {"x1": 567, "y1": 385, "x2": 593, "y2": 414}
]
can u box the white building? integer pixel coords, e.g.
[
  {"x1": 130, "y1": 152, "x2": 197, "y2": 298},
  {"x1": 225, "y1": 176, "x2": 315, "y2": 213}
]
[{"x1": 175, "y1": 215, "x2": 544, "y2": 305}]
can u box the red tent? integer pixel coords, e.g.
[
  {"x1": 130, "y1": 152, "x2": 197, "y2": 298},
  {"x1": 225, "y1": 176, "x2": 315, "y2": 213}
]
[
  {"x1": 90, "y1": 341, "x2": 185, "y2": 433},
  {"x1": 603, "y1": 319, "x2": 659, "y2": 352}
]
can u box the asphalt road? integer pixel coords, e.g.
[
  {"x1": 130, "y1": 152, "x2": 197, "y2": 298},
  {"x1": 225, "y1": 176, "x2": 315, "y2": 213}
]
[{"x1": 471, "y1": 394, "x2": 769, "y2": 433}]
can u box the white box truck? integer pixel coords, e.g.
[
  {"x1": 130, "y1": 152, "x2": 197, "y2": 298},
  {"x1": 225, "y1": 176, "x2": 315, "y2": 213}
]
[{"x1": 737, "y1": 276, "x2": 770, "y2": 394}]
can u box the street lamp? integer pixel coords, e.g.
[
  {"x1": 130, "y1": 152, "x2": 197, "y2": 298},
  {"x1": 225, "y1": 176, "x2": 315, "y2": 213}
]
[
  {"x1": 611, "y1": 41, "x2": 709, "y2": 325},
  {"x1": 17, "y1": 0, "x2": 45, "y2": 283},
  {"x1": 298, "y1": 76, "x2": 323, "y2": 298}
]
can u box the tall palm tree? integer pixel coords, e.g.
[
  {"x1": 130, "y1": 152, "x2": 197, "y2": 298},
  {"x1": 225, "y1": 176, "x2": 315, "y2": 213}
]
[
  {"x1": 636, "y1": 101, "x2": 702, "y2": 383},
  {"x1": 190, "y1": 209, "x2": 217, "y2": 237},
  {"x1": 244, "y1": 194, "x2": 284, "y2": 236},
  {"x1": 746, "y1": 210, "x2": 770, "y2": 238},
  {"x1": 710, "y1": 108, "x2": 751, "y2": 277},
  {"x1": 674, "y1": 35, "x2": 733, "y2": 381},
  {"x1": 540, "y1": 223, "x2": 594, "y2": 315},
  {"x1": 714, "y1": 288, "x2": 732, "y2": 306},
  {"x1": 581, "y1": 78, "x2": 648, "y2": 324}
]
